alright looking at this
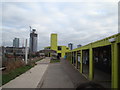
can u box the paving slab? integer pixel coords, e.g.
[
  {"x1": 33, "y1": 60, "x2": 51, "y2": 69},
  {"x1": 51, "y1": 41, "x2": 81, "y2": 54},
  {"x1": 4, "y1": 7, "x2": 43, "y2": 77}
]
[{"x1": 2, "y1": 57, "x2": 50, "y2": 88}]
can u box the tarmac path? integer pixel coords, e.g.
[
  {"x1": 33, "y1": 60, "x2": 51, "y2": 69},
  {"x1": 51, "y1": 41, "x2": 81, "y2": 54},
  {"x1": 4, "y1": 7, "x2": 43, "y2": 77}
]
[
  {"x1": 39, "y1": 59, "x2": 88, "y2": 88},
  {"x1": 2, "y1": 57, "x2": 88, "y2": 89}
]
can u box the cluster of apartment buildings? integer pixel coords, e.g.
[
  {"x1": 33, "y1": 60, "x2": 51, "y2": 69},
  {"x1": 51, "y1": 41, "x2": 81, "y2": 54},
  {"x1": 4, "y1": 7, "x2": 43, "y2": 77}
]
[
  {"x1": 1, "y1": 28, "x2": 81, "y2": 59},
  {"x1": 1, "y1": 29, "x2": 38, "y2": 60}
]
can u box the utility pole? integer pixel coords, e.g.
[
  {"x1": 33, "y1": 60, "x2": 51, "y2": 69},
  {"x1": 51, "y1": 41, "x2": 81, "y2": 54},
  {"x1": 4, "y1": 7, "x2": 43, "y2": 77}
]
[
  {"x1": 29, "y1": 26, "x2": 32, "y2": 53},
  {"x1": 29, "y1": 26, "x2": 32, "y2": 33},
  {"x1": 29, "y1": 26, "x2": 32, "y2": 65},
  {"x1": 25, "y1": 39, "x2": 28, "y2": 64}
]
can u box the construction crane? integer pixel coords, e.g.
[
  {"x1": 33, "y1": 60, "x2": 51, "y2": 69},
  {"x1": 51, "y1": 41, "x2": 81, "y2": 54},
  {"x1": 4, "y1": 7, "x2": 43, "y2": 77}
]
[{"x1": 29, "y1": 26, "x2": 32, "y2": 33}]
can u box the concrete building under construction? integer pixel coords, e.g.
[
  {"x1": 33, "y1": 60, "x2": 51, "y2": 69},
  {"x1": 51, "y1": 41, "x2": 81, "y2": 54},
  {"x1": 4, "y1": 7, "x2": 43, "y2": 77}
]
[{"x1": 30, "y1": 29, "x2": 38, "y2": 53}]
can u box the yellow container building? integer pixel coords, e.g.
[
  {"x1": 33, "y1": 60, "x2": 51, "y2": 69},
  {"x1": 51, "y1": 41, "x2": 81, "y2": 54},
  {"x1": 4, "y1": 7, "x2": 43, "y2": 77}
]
[{"x1": 44, "y1": 33, "x2": 69, "y2": 58}]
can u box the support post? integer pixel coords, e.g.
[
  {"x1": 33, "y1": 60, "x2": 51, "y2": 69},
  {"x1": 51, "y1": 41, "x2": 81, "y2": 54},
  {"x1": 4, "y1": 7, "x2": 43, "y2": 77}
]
[
  {"x1": 69, "y1": 52, "x2": 70, "y2": 61},
  {"x1": 111, "y1": 43, "x2": 118, "y2": 88},
  {"x1": 89, "y1": 45, "x2": 94, "y2": 80},
  {"x1": 69, "y1": 53, "x2": 70, "y2": 60},
  {"x1": 66, "y1": 53, "x2": 68, "y2": 60},
  {"x1": 76, "y1": 51, "x2": 78, "y2": 68},
  {"x1": 72, "y1": 52, "x2": 74, "y2": 65},
  {"x1": 80, "y1": 50, "x2": 83, "y2": 73},
  {"x1": 74, "y1": 52, "x2": 75, "y2": 66},
  {"x1": 25, "y1": 39, "x2": 28, "y2": 65},
  {"x1": 70, "y1": 52, "x2": 72, "y2": 64}
]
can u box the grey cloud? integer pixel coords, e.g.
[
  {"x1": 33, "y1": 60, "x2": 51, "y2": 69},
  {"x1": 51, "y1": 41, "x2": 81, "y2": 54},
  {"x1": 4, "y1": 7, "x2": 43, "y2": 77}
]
[{"x1": 2, "y1": 2, "x2": 118, "y2": 50}]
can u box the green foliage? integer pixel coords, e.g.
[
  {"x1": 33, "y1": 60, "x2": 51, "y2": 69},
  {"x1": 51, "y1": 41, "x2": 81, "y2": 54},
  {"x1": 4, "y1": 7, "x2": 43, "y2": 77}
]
[
  {"x1": 31, "y1": 54, "x2": 36, "y2": 58},
  {"x1": 2, "y1": 65, "x2": 33, "y2": 85},
  {"x1": 1, "y1": 58, "x2": 42, "y2": 86},
  {"x1": 50, "y1": 60, "x2": 60, "y2": 63}
]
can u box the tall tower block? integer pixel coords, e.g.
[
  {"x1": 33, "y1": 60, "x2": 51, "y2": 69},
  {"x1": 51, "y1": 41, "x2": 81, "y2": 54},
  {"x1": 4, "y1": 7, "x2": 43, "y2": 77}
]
[
  {"x1": 30, "y1": 29, "x2": 38, "y2": 53},
  {"x1": 13, "y1": 38, "x2": 19, "y2": 48},
  {"x1": 51, "y1": 33, "x2": 57, "y2": 51}
]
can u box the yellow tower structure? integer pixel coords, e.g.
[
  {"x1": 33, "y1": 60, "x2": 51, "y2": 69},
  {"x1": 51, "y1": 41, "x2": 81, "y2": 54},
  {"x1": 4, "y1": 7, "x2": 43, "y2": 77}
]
[
  {"x1": 51, "y1": 33, "x2": 57, "y2": 51},
  {"x1": 45, "y1": 33, "x2": 69, "y2": 58}
]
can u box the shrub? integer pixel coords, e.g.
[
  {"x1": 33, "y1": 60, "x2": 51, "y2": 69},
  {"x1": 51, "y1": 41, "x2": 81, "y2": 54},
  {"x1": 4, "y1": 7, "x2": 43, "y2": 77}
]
[{"x1": 3, "y1": 60, "x2": 25, "y2": 73}]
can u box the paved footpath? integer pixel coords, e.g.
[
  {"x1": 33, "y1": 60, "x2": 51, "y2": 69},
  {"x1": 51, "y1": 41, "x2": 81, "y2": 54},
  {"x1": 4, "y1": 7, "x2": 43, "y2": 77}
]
[
  {"x1": 38, "y1": 59, "x2": 88, "y2": 88},
  {"x1": 2, "y1": 57, "x2": 50, "y2": 88}
]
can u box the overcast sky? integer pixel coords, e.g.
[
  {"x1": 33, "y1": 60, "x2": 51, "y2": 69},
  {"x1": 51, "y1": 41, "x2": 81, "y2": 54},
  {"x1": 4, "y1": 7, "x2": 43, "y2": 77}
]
[{"x1": 1, "y1": 0, "x2": 119, "y2": 50}]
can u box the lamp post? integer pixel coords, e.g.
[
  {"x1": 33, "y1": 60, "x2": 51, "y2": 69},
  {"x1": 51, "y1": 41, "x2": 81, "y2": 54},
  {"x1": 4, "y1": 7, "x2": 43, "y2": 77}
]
[{"x1": 25, "y1": 39, "x2": 28, "y2": 64}]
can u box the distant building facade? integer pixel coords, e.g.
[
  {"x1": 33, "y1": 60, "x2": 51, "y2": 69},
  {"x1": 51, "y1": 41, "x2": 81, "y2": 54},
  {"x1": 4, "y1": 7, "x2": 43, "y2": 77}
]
[
  {"x1": 30, "y1": 29, "x2": 38, "y2": 53},
  {"x1": 13, "y1": 38, "x2": 19, "y2": 47},
  {"x1": 77, "y1": 44, "x2": 82, "y2": 48},
  {"x1": 51, "y1": 33, "x2": 57, "y2": 51},
  {"x1": 68, "y1": 43, "x2": 73, "y2": 50},
  {"x1": 3, "y1": 46, "x2": 25, "y2": 56},
  {"x1": 44, "y1": 33, "x2": 69, "y2": 58}
]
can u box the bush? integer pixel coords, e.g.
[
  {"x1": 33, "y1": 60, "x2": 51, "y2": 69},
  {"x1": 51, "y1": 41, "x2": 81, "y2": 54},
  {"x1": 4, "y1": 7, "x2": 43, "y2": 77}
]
[
  {"x1": 50, "y1": 59, "x2": 60, "y2": 63},
  {"x1": 2, "y1": 65, "x2": 33, "y2": 85},
  {"x1": 3, "y1": 60, "x2": 25, "y2": 73}
]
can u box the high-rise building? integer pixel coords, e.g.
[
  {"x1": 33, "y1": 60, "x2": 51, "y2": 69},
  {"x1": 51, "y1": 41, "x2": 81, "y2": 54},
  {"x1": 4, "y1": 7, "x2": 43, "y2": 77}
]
[
  {"x1": 77, "y1": 44, "x2": 82, "y2": 48},
  {"x1": 68, "y1": 43, "x2": 73, "y2": 50},
  {"x1": 13, "y1": 38, "x2": 19, "y2": 47},
  {"x1": 51, "y1": 33, "x2": 57, "y2": 51},
  {"x1": 30, "y1": 29, "x2": 38, "y2": 53}
]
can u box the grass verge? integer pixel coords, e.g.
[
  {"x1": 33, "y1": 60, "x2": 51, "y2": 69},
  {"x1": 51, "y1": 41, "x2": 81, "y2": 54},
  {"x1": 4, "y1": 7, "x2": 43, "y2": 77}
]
[
  {"x1": 2, "y1": 65, "x2": 33, "y2": 85},
  {"x1": 50, "y1": 60, "x2": 60, "y2": 63},
  {"x1": 1, "y1": 58, "x2": 43, "y2": 86}
]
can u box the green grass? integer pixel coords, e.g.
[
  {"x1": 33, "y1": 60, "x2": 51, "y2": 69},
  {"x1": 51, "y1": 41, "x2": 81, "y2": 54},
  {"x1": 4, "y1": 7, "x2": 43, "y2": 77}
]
[
  {"x1": 2, "y1": 65, "x2": 33, "y2": 85},
  {"x1": 0, "y1": 58, "x2": 42, "y2": 86},
  {"x1": 50, "y1": 60, "x2": 60, "y2": 63}
]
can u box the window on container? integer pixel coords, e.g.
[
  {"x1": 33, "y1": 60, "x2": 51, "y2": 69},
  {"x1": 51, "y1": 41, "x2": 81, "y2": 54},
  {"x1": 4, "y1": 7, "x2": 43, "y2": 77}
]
[{"x1": 58, "y1": 46, "x2": 62, "y2": 50}]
